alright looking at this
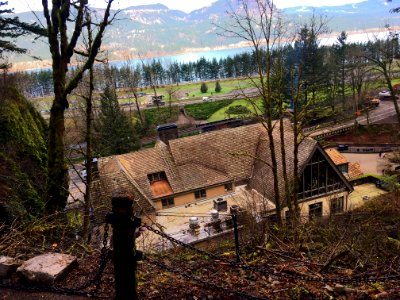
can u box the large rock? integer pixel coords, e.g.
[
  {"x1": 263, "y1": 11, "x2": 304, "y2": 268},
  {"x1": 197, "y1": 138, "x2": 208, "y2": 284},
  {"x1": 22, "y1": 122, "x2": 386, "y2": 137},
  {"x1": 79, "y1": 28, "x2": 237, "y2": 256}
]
[
  {"x1": 0, "y1": 256, "x2": 23, "y2": 277},
  {"x1": 17, "y1": 253, "x2": 77, "y2": 285}
]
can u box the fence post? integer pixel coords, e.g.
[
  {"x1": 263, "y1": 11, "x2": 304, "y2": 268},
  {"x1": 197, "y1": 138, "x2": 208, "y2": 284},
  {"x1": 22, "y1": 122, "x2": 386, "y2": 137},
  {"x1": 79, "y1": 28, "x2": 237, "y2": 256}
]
[
  {"x1": 108, "y1": 190, "x2": 141, "y2": 300},
  {"x1": 232, "y1": 213, "x2": 240, "y2": 263}
]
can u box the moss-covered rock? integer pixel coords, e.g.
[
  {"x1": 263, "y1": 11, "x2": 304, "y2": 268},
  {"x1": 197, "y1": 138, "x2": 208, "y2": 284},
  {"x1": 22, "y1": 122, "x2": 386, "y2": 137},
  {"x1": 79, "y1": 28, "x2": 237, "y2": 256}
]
[{"x1": 0, "y1": 87, "x2": 47, "y2": 223}]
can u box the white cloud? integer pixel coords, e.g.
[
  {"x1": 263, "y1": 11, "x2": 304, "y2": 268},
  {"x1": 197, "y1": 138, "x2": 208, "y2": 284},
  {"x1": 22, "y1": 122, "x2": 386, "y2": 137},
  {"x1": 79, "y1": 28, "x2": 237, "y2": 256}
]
[
  {"x1": 9, "y1": 0, "x2": 368, "y2": 14},
  {"x1": 274, "y1": 0, "x2": 366, "y2": 8}
]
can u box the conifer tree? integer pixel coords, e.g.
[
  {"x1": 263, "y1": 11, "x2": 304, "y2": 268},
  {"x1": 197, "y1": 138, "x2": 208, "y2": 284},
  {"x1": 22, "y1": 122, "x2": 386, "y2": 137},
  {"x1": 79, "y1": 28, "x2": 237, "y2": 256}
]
[
  {"x1": 0, "y1": 1, "x2": 46, "y2": 68},
  {"x1": 215, "y1": 80, "x2": 222, "y2": 93},
  {"x1": 95, "y1": 84, "x2": 139, "y2": 156},
  {"x1": 200, "y1": 82, "x2": 208, "y2": 93}
]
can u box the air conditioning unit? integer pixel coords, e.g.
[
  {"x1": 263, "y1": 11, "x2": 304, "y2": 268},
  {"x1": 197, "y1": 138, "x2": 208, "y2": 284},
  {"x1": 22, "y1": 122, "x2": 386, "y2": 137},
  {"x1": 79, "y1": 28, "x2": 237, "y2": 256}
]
[{"x1": 213, "y1": 198, "x2": 227, "y2": 211}]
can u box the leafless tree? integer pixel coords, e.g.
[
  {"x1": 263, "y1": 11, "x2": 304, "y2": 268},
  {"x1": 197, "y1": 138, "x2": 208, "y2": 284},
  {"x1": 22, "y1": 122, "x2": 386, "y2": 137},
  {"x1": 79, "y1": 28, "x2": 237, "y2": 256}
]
[
  {"x1": 42, "y1": 0, "x2": 115, "y2": 212},
  {"x1": 221, "y1": 0, "x2": 286, "y2": 224},
  {"x1": 364, "y1": 27, "x2": 400, "y2": 128}
]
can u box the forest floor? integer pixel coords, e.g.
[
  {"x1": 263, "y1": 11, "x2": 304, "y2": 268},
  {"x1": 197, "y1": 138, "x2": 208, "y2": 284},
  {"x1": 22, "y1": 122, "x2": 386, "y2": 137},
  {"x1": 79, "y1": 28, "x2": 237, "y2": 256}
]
[{"x1": 2, "y1": 193, "x2": 400, "y2": 299}]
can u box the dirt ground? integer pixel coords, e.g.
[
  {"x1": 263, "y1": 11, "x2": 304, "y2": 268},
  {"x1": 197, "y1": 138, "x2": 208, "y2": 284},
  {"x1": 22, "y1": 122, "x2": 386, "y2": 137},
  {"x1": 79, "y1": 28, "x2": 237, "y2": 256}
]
[{"x1": 325, "y1": 124, "x2": 400, "y2": 144}]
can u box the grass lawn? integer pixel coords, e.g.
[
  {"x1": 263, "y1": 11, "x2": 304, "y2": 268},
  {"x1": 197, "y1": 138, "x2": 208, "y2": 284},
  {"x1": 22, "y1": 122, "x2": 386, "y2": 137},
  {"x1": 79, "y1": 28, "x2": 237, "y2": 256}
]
[
  {"x1": 207, "y1": 98, "x2": 263, "y2": 122},
  {"x1": 182, "y1": 78, "x2": 253, "y2": 99},
  {"x1": 117, "y1": 78, "x2": 254, "y2": 101}
]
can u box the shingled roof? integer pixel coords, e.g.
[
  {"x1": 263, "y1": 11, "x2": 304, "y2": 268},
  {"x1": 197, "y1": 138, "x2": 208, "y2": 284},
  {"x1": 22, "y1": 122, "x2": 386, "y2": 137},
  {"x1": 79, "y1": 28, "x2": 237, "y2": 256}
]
[
  {"x1": 248, "y1": 121, "x2": 318, "y2": 201},
  {"x1": 92, "y1": 120, "x2": 341, "y2": 212},
  {"x1": 325, "y1": 148, "x2": 348, "y2": 165},
  {"x1": 169, "y1": 123, "x2": 262, "y2": 182},
  {"x1": 90, "y1": 156, "x2": 157, "y2": 217},
  {"x1": 325, "y1": 148, "x2": 364, "y2": 180}
]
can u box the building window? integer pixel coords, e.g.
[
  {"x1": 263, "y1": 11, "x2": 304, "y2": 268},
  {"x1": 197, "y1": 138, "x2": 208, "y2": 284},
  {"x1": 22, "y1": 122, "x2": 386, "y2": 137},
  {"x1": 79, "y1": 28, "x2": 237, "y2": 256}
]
[
  {"x1": 337, "y1": 164, "x2": 348, "y2": 174},
  {"x1": 161, "y1": 197, "x2": 174, "y2": 208},
  {"x1": 297, "y1": 150, "x2": 345, "y2": 200},
  {"x1": 195, "y1": 189, "x2": 206, "y2": 199},
  {"x1": 309, "y1": 202, "x2": 323, "y2": 220},
  {"x1": 148, "y1": 171, "x2": 167, "y2": 183},
  {"x1": 331, "y1": 196, "x2": 344, "y2": 214},
  {"x1": 224, "y1": 183, "x2": 233, "y2": 192}
]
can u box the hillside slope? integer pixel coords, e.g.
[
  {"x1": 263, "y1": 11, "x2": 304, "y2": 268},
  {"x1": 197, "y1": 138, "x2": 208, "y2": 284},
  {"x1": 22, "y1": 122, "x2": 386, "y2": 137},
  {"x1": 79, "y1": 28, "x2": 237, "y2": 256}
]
[{"x1": 0, "y1": 87, "x2": 48, "y2": 223}]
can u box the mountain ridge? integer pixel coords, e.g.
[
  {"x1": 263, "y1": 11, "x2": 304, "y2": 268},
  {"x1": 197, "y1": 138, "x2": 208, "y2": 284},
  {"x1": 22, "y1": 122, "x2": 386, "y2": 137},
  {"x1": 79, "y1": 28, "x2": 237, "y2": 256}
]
[{"x1": 10, "y1": 0, "x2": 400, "y2": 66}]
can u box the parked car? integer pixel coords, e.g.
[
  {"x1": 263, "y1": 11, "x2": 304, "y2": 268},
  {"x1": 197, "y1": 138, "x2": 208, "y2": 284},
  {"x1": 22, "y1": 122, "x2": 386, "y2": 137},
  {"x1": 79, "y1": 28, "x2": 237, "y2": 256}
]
[
  {"x1": 378, "y1": 90, "x2": 391, "y2": 98},
  {"x1": 337, "y1": 144, "x2": 349, "y2": 151},
  {"x1": 202, "y1": 96, "x2": 212, "y2": 102},
  {"x1": 365, "y1": 98, "x2": 380, "y2": 107}
]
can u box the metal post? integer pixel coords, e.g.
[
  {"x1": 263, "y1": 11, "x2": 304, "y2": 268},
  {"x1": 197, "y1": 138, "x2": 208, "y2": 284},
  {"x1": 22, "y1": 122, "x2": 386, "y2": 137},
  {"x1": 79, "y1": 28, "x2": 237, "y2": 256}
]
[
  {"x1": 232, "y1": 213, "x2": 240, "y2": 263},
  {"x1": 109, "y1": 190, "x2": 140, "y2": 300}
]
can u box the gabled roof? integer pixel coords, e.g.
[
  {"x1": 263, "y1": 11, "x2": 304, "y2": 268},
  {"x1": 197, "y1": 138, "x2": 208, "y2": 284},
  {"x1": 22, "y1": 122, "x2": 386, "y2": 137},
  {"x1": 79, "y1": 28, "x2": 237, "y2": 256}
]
[
  {"x1": 92, "y1": 120, "x2": 352, "y2": 212},
  {"x1": 90, "y1": 156, "x2": 156, "y2": 217},
  {"x1": 169, "y1": 123, "x2": 262, "y2": 182},
  {"x1": 325, "y1": 148, "x2": 348, "y2": 165},
  {"x1": 325, "y1": 148, "x2": 364, "y2": 180},
  {"x1": 248, "y1": 121, "x2": 319, "y2": 200},
  {"x1": 310, "y1": 144, "x2": 354, "y2": 193}
]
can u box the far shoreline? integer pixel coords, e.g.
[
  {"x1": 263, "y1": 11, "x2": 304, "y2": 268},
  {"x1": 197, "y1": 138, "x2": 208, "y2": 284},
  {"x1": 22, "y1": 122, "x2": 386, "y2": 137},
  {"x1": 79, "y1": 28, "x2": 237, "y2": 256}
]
[{"x1": 10, "y1": 26, "x2": 399, "y2": 73}]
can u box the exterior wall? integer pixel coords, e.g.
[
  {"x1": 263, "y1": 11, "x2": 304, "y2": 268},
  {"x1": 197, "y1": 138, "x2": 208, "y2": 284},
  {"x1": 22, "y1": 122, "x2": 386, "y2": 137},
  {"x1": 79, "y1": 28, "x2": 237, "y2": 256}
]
[
  {"x1": 154, "y1": 184, "x2": 230, "y2": 211},
  {"x1": 206, "y1": 185, "x2": 226, "y2": 198},
  {"x1": 282, "y1": 191, "x2": 349, "y2": 221},
  {"x1": 174, "y1": 193, "x2": 196, "y2": 207}
]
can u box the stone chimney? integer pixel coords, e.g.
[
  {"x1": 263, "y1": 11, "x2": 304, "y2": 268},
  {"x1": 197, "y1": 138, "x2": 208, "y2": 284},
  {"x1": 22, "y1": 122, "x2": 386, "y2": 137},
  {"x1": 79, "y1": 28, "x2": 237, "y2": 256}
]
[{"x1": 156, "y1": 123, "x2": 178, "y2": 144}]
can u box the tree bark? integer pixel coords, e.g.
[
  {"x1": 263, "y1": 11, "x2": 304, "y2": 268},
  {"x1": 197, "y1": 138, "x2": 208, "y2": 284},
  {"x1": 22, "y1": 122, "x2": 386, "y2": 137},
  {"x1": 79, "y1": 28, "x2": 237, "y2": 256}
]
[{"x1": 43, "y1": 0, "x2": 114, "y2": 212}]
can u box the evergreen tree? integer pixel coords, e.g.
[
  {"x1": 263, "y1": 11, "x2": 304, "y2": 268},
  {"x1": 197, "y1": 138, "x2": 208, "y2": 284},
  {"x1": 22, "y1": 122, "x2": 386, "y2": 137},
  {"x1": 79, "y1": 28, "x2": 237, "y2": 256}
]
[
  {"x1": 95, "y1": 84, "x2": 139, "y2": 156},
  {"x1": 200, "y1": 82, "x2": 208, "y2": 93},
  {"x1": 215, "y1": 80, "x2": 222, "y2": 93},
  {"x1": 0, "y1": 1, "x2": 46, "y2": 68}
]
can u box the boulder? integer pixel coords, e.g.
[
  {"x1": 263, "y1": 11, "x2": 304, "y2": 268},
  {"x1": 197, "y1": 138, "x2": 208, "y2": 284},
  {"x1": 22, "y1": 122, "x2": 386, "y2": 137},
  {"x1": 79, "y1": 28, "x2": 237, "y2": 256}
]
[
  {"x1": 17, "y1": 253, "x2": 77, "y2": 285},
  {"x1": 0, "y1": 256, "x2": 23, "y2": 277}
]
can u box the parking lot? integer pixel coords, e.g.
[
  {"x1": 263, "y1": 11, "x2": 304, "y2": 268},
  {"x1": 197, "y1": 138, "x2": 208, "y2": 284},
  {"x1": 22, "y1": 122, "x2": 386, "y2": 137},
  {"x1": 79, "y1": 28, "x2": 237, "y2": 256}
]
[{"x1": 342, "y1": 152, "x2": 386, "y2": 175}]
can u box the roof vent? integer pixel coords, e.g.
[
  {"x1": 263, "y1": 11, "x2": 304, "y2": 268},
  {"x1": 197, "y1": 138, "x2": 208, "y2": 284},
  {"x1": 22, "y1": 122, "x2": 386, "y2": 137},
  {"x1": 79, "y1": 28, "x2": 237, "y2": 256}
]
[
  {"x1": 156, "y1": 123, "x2": 178, "y2": 144},
  {"x1": 189, "y1": 217, "x2": 199, "y2": 230},
  {"x1": 210, "y1": 209, "x2": 219, "y2": 221},
  {"x1": 230, "y1": 205, "x2": 241, "y2": 215}
]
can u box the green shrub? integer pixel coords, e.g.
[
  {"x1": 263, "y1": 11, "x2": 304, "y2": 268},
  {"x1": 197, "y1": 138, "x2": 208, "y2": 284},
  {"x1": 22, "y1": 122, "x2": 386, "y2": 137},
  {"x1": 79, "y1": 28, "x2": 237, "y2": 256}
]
[
  {"x1": 200, "y1": 82, "x2": 208, "y2": 93},
  {"x1": 185, "y1": 100, "x2": 233, "y2": 120},
  {"x1": 225, "y1": 105, "x2": 251, "y2": 117},
  {"x1": 215, "y1": 80, "x2": 222, "y2": 93}
]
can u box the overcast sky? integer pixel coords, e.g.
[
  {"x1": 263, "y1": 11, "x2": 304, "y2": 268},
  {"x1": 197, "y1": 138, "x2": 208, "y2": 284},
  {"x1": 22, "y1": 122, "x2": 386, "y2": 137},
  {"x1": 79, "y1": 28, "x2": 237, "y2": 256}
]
[{"x1": 10, "y1": 0, "x2": 367, "y2": 14}]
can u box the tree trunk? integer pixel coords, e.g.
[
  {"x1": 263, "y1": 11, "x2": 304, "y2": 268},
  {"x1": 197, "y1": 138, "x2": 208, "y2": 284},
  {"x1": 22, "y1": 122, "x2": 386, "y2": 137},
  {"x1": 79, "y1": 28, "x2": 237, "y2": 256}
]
[
  {"x1": 133, "y1": 92, "x2": 143, "y2": 125},
  {"x1": 384, "y1": 73, "x2": 400, "y2": 128},
  {"x1": 46, "y1": 93, "x2": 69, "y2": 212},
  {"x1": 82, "y1": 17, "x2": 94, "y2": 241},
  {"x1": 279, "y1": 109, "x2": 292, "y2": 215}
]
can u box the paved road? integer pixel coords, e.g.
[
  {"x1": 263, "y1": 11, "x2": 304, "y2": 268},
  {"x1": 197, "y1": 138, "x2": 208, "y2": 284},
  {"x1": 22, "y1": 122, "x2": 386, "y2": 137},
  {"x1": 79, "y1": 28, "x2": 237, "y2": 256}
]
[
  {"x1": 357, "y1": 99, "x2": 399, "y2": 125},
  {"x1": 309, "y1": 98, "x2": 400, "y2": 138},
  {"x1": 342, "y1": 153, "x2": 385, "y2": 175}
]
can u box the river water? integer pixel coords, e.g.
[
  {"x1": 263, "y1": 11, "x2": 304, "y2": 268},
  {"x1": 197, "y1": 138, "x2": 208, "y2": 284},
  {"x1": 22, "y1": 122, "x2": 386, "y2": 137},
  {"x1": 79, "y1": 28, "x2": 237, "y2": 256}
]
[
  {"x1": 110, "y1": 30, "x2": 388, "y2": 68},
  {"x1": 110, "y1": 46, "x2": 253, "y2": 68}
]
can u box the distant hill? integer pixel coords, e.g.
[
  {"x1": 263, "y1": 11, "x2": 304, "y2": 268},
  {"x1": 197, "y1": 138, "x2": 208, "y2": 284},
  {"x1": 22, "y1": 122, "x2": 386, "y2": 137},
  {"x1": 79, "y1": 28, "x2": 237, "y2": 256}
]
[{"x1": 10, "y1": 0, "x2": 400, "y2": 66}]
